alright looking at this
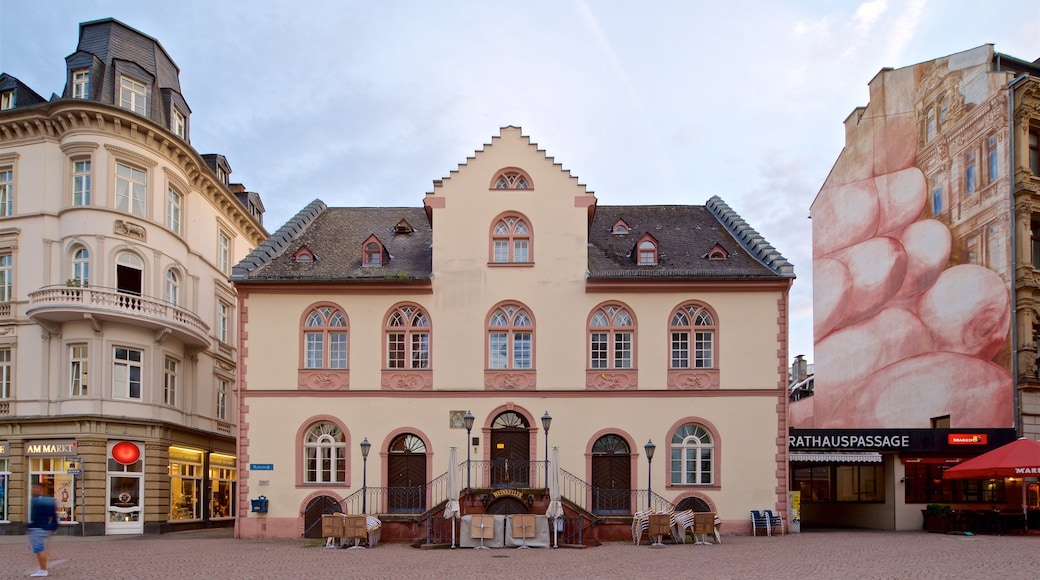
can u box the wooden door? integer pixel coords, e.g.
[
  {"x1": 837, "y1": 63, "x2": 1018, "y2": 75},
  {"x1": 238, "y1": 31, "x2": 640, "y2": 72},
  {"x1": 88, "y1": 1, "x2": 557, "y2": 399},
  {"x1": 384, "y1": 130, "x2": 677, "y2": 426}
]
[
  {"x1": 303, "y1": 495, "x2": 340, "y2": 538},
  {"x1": 490, "y1": 429, "x2": 529, "y2": 487},
  {"x1": 591, "y1": 434, "x2": 631, "y2": 514},
  {"x1": 387, "y1": 434, "x2": 426, "y2": 513},
  {"x1": 387, "y1": 454, "x2": 426, "y2": 513}
]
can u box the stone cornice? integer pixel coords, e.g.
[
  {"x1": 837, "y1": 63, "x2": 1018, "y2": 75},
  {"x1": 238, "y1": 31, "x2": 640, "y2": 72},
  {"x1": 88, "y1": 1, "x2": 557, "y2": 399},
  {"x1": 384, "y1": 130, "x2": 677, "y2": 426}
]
[{"x1": 0, "y1": 100, "x2": 267, "y2": 246}]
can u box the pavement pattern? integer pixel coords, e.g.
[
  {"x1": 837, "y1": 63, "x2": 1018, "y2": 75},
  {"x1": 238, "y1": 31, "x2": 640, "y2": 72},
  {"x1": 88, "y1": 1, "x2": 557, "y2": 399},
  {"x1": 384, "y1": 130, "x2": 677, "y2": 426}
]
[{"x1": 0, "y1": 528, "x2": 1037, "y2": 579}]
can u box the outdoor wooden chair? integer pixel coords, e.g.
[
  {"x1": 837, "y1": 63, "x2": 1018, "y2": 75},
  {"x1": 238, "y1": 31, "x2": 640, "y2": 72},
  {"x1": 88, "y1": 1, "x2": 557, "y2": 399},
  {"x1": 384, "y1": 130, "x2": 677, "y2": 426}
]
[{"x1": 693, "y1": 512, "x2": 721, "y2": 545}]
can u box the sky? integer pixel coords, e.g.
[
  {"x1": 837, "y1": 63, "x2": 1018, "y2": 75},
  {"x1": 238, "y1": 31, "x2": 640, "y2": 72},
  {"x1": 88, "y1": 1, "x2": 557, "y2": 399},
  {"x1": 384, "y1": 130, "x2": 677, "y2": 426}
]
[{"x1": 1, "y1": 0, "x2": 1037, "y2": 366}]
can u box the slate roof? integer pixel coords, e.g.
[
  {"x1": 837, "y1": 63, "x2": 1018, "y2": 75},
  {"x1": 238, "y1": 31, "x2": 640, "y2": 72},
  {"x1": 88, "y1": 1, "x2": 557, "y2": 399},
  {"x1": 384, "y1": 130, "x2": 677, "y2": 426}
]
[
  {"x1": 588, "y1": 196, "x2": 793, "y2": 280},
  {"x1": 231, "y1": 201, "x2": 433, "y2": 282},
  {"x1": 234, "y1": 195, "x2": 793, "y2": 284}
]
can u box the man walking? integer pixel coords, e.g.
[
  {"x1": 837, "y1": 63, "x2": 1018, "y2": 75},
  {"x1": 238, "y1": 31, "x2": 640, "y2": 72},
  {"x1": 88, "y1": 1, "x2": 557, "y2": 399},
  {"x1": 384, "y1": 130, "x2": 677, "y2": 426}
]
[{"x1": 27, "y1": 482, "x2": 58, "y2": 577}]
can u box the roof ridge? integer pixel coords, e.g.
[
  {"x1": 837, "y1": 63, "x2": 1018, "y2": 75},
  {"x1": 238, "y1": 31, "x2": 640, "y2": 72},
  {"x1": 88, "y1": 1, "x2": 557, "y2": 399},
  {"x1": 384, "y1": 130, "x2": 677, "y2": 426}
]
[
  {"x1": 705, "y1": 195, "x2": 795, "y2": 278},
  {"x1": 231, "y1": 199, "x2": 326, "y2": 279}
]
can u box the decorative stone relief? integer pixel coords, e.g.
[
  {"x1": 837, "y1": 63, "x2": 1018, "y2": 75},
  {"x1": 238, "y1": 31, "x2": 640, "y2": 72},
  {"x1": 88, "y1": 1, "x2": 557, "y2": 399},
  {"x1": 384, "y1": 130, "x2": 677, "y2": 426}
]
[
  {"x1": 298, "y1": 371, "x2": 349, "y2": 390},
  {"x1": 114, "y1": 219, "x2": 147, "y2": 241},
  {"x1": 667, "y1": 370, "x2": 721, "y2": 390}
]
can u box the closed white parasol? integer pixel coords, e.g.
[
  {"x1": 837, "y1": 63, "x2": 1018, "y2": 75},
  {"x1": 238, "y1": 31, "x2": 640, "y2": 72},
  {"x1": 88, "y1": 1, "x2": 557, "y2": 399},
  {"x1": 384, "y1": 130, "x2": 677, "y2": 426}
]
[
  {"x1": 545, "y1": 446, "x2": 563, "y2": 548},
  {"x1": 444, "y1": 446, "x2": 461, "y2": 548}
]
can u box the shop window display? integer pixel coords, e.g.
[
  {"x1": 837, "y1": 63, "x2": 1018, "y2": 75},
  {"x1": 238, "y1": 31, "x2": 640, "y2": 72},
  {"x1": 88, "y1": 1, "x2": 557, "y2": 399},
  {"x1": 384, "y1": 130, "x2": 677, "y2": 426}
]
[
  {"x1": 210, "y1": 467, "x2": 236, "y2": 519},
  {"x1": 107, "y1": 456, "x2": 142, "y2": 523},
  {"x1": 169, "y1": 448, "x2": 203, "y2": 520},
  {"x1": 29, "y1": 458, "x2": 77, "y2": 522},
  {"x1": 0, "y1": 459, "x2": 8, "y2": 521}
]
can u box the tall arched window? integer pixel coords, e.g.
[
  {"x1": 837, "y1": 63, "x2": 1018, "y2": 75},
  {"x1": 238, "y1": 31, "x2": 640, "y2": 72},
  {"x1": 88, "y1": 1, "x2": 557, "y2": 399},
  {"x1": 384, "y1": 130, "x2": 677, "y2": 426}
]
[
  {"x1": 303, "y1": 306, "x2": 348, "y2": 369},
  {"x1": 304, "y1": 422, "x2": 346, "y2": 483},
  {"x1": 386, "y1": 304, "x2": 430, "y2": 369},
  {"x1": 488, "y1": 303, "x2": 533, "y2": 369},
  {"x1": 115, "y1": 252, "x2": 143, "y2": 297},
  {"x1": 490, "y1": 215, "x2": 531, "y2": 264},
  {"x1": 670, "y1": 303, "x2": 716, "y2": 369},
  {"x1": 589, "y1": 304, "x2": 634, "y2": 369},
  {"x1": 671, "y1": 423, "x2": 714, "y2": 485},
  {"x1": 71, "y1": 246, "x2": 89, "y2": 286},
  {"x1": 165, "y1": 269, "x2": 179, "y2": 305}
]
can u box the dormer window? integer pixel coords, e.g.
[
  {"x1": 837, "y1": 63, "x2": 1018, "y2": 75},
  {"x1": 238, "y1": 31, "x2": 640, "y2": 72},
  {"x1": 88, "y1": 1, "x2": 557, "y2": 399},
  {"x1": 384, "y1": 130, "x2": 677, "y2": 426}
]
[
  {"x1": 638, "y1": 241, "x2": 657, "y2": 265},
  {"x1": 363, "y1": 236, "x2": 385, "y2": 267},
  {"x1": 173, "y1": 109, "x2": 185, "y2": 139},
  {"x1": 72, "y1": 69, "x2": 90, "y2": 99},
  {"x1": 393, "y1": 219, "x2": 414, "y2": 235},
  {"x1": 0, "y1": 91, "x2": 12, "y2": 110},
  {"x1": 294, "y1": 246, "x2": 315, "y2": 262},
  {"x1": 704, "y1": 243, "x2": 729, "y2": 261},
  {"x1": 491, "y1": 169, "x2": 532, "y2": 190},
  {"x1": 635, "y1": 234, "x2": 658, "y2": 265},
  {"x1": 612, "y1": 219, "x2": 630, "y2": 235},
  {"x1": 119, "y1": 76, "x2": 147, "y2": 115}
]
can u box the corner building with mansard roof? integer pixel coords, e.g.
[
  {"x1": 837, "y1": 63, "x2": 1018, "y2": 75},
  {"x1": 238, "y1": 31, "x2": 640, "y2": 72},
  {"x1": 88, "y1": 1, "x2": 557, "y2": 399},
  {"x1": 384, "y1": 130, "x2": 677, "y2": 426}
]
[
  {"x1": 232, "y1": 126, "x2": 794, "y2": 542},
  {"x1": 0, "y1": 19, "x2": 267, "y2": 535}
]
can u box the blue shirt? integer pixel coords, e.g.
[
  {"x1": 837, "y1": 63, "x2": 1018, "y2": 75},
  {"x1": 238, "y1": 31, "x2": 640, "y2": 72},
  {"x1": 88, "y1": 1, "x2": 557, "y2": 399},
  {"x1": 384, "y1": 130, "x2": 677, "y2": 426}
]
[{"x1": 29, "y1": 494, "x2": 58, "y2": 531}]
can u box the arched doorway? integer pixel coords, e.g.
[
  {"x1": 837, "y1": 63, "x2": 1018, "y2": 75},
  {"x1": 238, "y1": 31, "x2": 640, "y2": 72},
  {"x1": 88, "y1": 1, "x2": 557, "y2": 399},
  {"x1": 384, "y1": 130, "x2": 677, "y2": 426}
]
[
  {"x1": 675, "y1": 496, "x2": 712, "y2": 512},
  {"x1": 591, "y1": 434, "x2": 631, "y2": 514},
  {"x1": 387, "y1": 434, "x2": 427, "y2": 513},
  {"x1": 485, "y1": 496, "x2": 529, "y2": 515},
  {"x1": 302, "y1": 495, "x2": 340, "y2": 538},
  {"x1": 489, "y1": 411, "x2": 530, "y2": 488}
]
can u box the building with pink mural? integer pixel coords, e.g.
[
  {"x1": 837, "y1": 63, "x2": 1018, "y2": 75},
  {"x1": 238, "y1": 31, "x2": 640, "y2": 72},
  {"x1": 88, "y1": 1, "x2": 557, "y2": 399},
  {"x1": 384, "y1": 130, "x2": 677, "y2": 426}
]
[{"x1": 793, "y1": 45, "x2": 1040, "y2": 530}]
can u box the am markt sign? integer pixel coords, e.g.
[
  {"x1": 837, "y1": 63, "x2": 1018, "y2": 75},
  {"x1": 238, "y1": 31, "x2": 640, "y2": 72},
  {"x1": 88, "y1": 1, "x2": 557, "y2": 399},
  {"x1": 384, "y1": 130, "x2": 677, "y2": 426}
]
[
  {"x1": 788, "y1": 429, "x2": 1015, "y2": 454},
  {"x1": 25, "y1": 440, "x2": 78, "y2": 456}
]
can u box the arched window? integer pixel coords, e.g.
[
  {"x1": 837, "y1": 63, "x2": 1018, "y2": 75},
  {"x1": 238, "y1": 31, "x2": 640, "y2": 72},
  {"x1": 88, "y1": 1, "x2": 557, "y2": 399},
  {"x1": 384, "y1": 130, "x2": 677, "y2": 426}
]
[
  {"x1": 637, "y1": 236, "x2": 658, "y2": 265},
  {"x1": 116, "y1": 251, "x2": 144, "y2": 296},
  {"x1": 491, "y1": 215, "x2": 531, "y2": 264},
  {"x1": 363, "y1": 237, "x2": 383, "y2": 266},
  {"x1": 304, "y1": 422, "x2": 346, "y2": 483},
  {"x1": 491, "y1": 169, "x2": 532, "y2": 190},
  {"x1": 303, "y1": 306, "x2": 348, "y2": 369},
  {"x1": 488, "y1": 303, "x2": 533, "y2": 369},
  {"x1": 385, "y1": 304, "x2": 430, "y2": 369},
  {"x1": 165, "y1": 269, "x2": 179, "y2": 305},
  {"x1": 670, "y1": 423, "x2": 714, "y2": 485},
  {"x1": 589, "y1": 304, "x2": 634, "y2": 369},
  {"x1": 670, "y1": 303, "x2": 716, "y2": 369},
  {"x1": 71, "y1": 246, "x2": 89, "y2": 286}
]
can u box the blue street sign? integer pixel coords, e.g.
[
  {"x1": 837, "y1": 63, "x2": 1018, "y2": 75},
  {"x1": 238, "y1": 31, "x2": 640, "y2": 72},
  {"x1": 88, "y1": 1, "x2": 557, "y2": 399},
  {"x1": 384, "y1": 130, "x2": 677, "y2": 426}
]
[{"x1": 249, "y1": 463, "x2": 274, "y2": 470}]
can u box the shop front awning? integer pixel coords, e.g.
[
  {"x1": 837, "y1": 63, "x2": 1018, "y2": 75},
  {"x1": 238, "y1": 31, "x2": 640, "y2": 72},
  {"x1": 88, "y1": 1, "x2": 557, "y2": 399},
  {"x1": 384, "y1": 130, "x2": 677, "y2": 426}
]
[{"x1": 790, "y1": 452, "x2": 883, "y2": 463}]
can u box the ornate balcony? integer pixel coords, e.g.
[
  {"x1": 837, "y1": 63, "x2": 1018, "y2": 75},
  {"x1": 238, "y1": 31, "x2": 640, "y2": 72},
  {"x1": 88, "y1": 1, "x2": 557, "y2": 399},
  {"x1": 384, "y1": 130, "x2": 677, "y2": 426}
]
[{"x1": 27, "y1": 285, "x2": 210, "y2": 347}]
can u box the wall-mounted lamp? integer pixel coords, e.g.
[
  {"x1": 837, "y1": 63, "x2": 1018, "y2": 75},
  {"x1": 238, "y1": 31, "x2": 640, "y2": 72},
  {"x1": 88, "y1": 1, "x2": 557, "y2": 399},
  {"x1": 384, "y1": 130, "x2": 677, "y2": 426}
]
[
  {"x1": 527, "y1": 494, "x2": 535, "y2": 507},
  {"x1": 480, "y1": 493, "x2": 489, "y2": 507}
]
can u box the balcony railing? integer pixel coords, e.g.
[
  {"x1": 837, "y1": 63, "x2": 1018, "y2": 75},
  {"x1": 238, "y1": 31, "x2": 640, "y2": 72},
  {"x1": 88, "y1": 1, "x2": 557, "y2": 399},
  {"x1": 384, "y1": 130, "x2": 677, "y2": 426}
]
[{"x1": 27, "y1": 285, "x2": 210, "y2": 346}]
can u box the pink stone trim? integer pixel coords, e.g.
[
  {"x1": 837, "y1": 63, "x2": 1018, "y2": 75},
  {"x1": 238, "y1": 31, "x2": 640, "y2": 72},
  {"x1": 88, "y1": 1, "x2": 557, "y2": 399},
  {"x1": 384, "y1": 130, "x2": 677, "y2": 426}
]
[
  {"x1": 663, "y1": 416, "x2": 722, "y2": 490},
  {"x1": 483, "y1": 370, "x2": 536, "y2": 390},
  {"x1": 298, "y1": 370, "x2": 350, "y2": 390},
  {"x1": 294, "y1": 414, "x2": 352, "y2": 488},
  {"x1": 584, "y1": 428, "x2": 639, "y2": 512},
  {"x1": 487, "y1": 210, "x2": 534, "y2": 264},
  {"x1": 585, "y1": 370, "x2": 638, "y2": 390},
  {"x1": 666, "y1": 369, "x2": 721, "y2": 390},
  {"x1": 297, "y1": 301, "x2": 350, "y2": 377},
  {"x1": 381, "y1": 369, "x2": 433, "y2": 390}
]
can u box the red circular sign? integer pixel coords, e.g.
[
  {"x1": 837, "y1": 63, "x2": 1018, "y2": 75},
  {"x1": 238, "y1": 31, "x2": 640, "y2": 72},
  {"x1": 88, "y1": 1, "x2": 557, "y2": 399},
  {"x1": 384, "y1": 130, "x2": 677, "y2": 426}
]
[{"x1": 111, "y1": 441, "x2": 140, "y2": 465}]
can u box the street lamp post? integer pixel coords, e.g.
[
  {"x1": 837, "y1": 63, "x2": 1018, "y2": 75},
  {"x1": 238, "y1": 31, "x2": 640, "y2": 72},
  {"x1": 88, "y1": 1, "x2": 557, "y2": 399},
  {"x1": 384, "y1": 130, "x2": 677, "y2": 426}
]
[
  {"x1": 463, "y1": 411, "x2": 475, "y2": 489},
  {"x1": 541, "y1": 412, "x2": 552, "y2": 490},
  {"x1": 360, "y1": 437, "x2": 371, "y2": 514},
  {"x1": 644, "y1": 439, "x2": 656, "y2": 511}
]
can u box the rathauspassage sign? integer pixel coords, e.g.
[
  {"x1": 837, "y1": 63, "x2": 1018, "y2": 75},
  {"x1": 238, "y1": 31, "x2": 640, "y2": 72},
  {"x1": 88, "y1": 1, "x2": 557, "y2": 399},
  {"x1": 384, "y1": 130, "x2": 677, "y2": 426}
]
[{"x1": 788, "y1": 429, "x2": 1016, "y2": 454}]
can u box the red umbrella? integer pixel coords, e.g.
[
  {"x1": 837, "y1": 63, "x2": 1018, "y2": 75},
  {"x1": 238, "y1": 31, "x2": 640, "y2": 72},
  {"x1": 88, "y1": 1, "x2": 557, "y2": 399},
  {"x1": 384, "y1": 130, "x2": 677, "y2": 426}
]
[
  {"x1": 943, "y1": 437, "x2": 1040, "y2": 479},
  {"x1": 943, "y1": 437, "x2": 1040, "y2": 530}
]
